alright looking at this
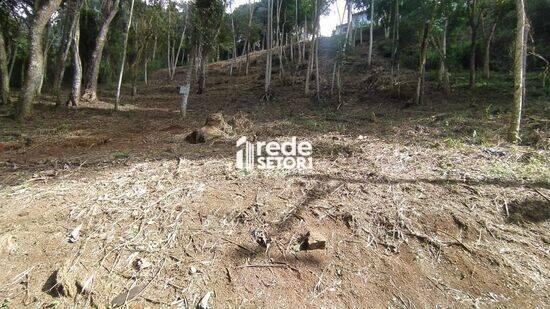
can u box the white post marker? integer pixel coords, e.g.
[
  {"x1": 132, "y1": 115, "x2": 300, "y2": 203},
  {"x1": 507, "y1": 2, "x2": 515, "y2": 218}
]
[{"x1": 179, "y1": 84, "x2": 190, "y2": 117}]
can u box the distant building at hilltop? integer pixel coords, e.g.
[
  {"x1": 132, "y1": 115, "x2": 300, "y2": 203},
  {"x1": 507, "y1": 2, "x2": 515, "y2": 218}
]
[{"x1": 333, "y1": 10, "x2": 370, "y2": 36}]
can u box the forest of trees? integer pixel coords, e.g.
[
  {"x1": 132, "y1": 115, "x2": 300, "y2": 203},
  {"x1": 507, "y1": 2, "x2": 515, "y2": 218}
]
[{"x1": 0, "y1": 0, "x2": 548, "y2": 142}]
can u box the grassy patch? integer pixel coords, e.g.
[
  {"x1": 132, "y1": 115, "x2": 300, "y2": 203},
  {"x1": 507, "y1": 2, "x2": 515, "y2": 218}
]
[
  {"x1": 54, "y1": 123, "x2": 71, "y2": 134},
  {"x1": 488, "y1": 152, "x2": 550, "y2": 184},
  {"x1": 302, "y1": 118, "x2": 328, "y2": 132},
  {"x1": 314, "y1": 140, "x2": 362, "y2": 158},
  {"x1": 113, "y1": 151, "x2": 130, "y2": 159},
  {"x1": 442, "y1": 137, "x2": 465, "y2": 148}
]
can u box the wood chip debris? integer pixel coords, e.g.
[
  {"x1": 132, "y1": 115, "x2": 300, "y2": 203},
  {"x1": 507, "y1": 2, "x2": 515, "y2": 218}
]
[
  {"x1": 111, "y1": 283, "x2": 147, "y2": 307},
  {"x1": 197, "y1": 291, "x2": 213, "y2": 309},
  {"x1": 67, "y1": 224, "x2": 82, "y2": 243}
]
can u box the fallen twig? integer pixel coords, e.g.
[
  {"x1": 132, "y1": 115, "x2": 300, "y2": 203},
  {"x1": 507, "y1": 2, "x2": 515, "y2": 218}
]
[
  {"x1": 532, "y1": 187, "x2": 550, "y2": 203},
  {"x1": 220, "y1": 237, "x2": 255, "y2": 253},
  {"x1": 236, "y1": 262, "x2": 301, "y2": 276}
]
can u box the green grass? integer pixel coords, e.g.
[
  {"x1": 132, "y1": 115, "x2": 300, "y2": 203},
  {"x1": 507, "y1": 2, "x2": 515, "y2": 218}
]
[
  {"x1": 314, "y1": 140, "x2": 361, "y2": 157},
  {"x1": 442, "y1": 137, "x2": 465, "y2": 148},
  {"x1": 1, "y1": 299, "x2": 10, "y2": 309},
  {"x1": 488, "y1": 152, "x2": 550, "y2": 184},
  {"x1": 54, "y1": 122, "x2": 71, "y2": 134},
  {"x1": 113, "y1": 151, "x2": 129, "y2": 159}
]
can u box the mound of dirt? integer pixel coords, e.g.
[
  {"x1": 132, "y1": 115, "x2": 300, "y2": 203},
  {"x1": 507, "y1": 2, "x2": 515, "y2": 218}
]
[{"x1": 185, "y1": 112, "x2": 233, "y2": 144}]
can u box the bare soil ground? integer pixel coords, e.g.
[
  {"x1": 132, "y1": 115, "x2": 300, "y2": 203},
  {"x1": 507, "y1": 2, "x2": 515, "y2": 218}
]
[{"x1": 0, "y1": 43, "x2": 549, "y2": 308}]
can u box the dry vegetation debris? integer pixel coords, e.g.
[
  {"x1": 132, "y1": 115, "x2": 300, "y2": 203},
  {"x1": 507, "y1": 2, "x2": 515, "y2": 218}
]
[{"x1": 0, "y1": 44, "x2": 549, "y2": 308}]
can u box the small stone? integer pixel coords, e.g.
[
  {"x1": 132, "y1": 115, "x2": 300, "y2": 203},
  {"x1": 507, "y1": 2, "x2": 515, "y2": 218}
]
[
  {"x1": 305, "y1": 231, "x2": 326, "y2": 250},
  {"x1": 297, "y1": 230, "x2": 327, "y2": 251},
  {"x1": 0, "y1": 234, "x2": 17, "y2": 255}
]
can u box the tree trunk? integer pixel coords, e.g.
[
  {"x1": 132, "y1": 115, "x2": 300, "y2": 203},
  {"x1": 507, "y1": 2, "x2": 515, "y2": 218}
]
[
  {"x1": 468, "y1": 0, "x2": 479, "y2": 89},
  {"x1": 54, "y1": 0, "x2": 79, "y2": 105},
  {"x1": 67, "y1": 12, "x2": 82, "y2": 107},
  {"x1": 144, "y1": 58, "x2": 148, "y2": 85},
  {"x1": 415, "y1": 20, "x2": 432, "y2": 105},
  {"x1": 171, "y1": 11, "x2": 188, "y2": 80},
  {"x1": 508, "y1": 0, "x2": 528, "y2": 143},
  {"x1": 244, "y1": 0, "x2": 254, "y2": 76},
  {"x1": 37, "y1": 30, "x2": 52, "y2": 95},
  {"x1": 197, "y1": 50, "x2": 207, "y2": 94},
  {"x1": 294, "y1": 0, "x2": 298, "y2": 64},
  {"x1": 344, "y1": 0, "x2": 353, "y2": 51},
  {"x1": 180, "y1": 49, "x2": 195, "y2": 117},
  {"x1": 368, "y1": 0, "x2": 374, "y2": 67},
  {"x1": 276, "y1": 0, "x2": 284, "y2": 79},
  {"x1": 0, "y1": 30, "x2": 10, "y2": 106},
  {"x1": 305, "y1": 0, "x2": 319, "y2": 97},
  {"x1": 194, "y1": 46, "x2": 201, "y2": 77},
  {"x1": 16, "y1": 0, "x2": 62, "y2": 120},
  {"x1": 437, "y1": 19, "x2": 446, "y2": 82},
  {"x1": 440, "y1": 18, "x2": 450, "y2": 95},
  {"x1": 20, "y1": 59, "x2": 25, "y2": 87},
  {"x1": 264, "y1": 0, "x2": 274, "y2": 99},
  {"x1": 8, "y1": 45, "x2": 17, "y2": 81},
  {"x1": 152, "y1": 35, "x2": 157, "y2": 61},
  {"x1": 81, "y1": 0, "x2": 120, "y2": 102},
  {"x1": 390, "y1": 0, "x2": 400, "y2": 86},
  {"x1": 245, "y1": 41, "x2": 250, "y2": 75},
  {"x1": 131, "y1": 72, "x2": 137, "y2": 97},
  {"x1": 230, "y1": 8, "x2": 237, "y2": 76},
  {"x1": 166, "y1": 2, "x2": 173, "y2": 79},
  {"x1": 115, "y1": 0, "x2": 135, "y2": 111},
  {"x1": 167, "y1": 29, "x2": 172, "y2": 79},
  {"x1": 303, "y1": 16, "x2": 307, "y2": 62},
  {"x1": 483, "y1": 22, "x2": 497, "y2": 79},
  {"x1": 305, "y1": 39, "x2": 314, "y2": 95},
  {"x1": 314, "y1": 31, "x2": 320, "y2": 100},
  {"x1": 469, "y1": 28, "x2": 477, "y2": 89}
]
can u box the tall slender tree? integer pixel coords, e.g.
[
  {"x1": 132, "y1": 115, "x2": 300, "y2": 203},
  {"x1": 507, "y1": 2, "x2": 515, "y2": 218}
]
[
  {"x1": 414, "y1": 19, "x2": 433, "y2": 105},
  {"x1": 431, "y1": 16, "x2": 450, "y2": 95},
  {"x1": 115, "y1": 0, "x2": 135, "y2": 110},
  {"x1": 16, "y1": 0, "x2": 63, "y2": 120},
  {"x1": 390, "y1": 0, "x2": 400, "y2": 87},
  {"x1": 508, "y1": 0, "x2": 528, "y2": 143},
  {"x1": 467, "y1": 0, "x2": 482, "y2": 89},
  {"x1": 482, "y1": 20, "x2": 497, "y2": 79},
  {"x1": 264, "y1": 0, "x2": 274, "y2": 99},
  {"x1": 229, "y1": 1, "x2": 237, "y2": 76},
  {"x1": 0, "y1": 29, "x2": 9, "y2": 106},
  {"x1": 67, "y1": 0, "x2": 82, "y2": 107},
  {"x1": 367, "y1": 0, "x2": 374, "y2": 67},
  {"x1": 244, "y1": 0, "x2": 255, "y2": 75},
  {"x1": 81, "y1": 0, "x2": 120, "y2": 102},
  {"x1": 305, "y1": 0, "x2": 320, "y2": 96},
  {"x1": 190, "y1": 0, "x2": 224, "y2": 94},
  {"x1": 53, "y1": 0, "x2": 79, "y2": 106}
]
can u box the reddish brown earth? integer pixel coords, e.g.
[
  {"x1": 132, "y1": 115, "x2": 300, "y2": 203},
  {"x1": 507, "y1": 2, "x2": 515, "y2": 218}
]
[{"x1": 0, "y1": 44, "x2": 549, "y2": 308}]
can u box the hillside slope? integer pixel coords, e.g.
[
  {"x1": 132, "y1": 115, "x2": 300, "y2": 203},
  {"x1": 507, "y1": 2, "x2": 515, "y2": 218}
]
[{"x1": 0, "y1": 38, "x2": 549, "y2": 308}]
